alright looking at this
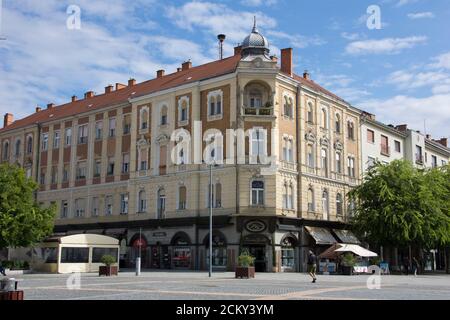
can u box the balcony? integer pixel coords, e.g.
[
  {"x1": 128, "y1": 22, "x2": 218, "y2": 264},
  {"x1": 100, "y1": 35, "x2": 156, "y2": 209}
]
[
  {"x1": 243, "y1": 106, "x2": 273, "y2": 116},
  {"x1": 280, "y1": 161, "x2": 297, "y2": 172},
  {"x1": 380, "y1": 145, "x2": 391, "y2": 156}
]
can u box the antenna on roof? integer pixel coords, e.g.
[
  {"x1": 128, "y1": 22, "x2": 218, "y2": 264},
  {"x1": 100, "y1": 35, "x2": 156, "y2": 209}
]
[{"x1": 217, "y1": 34, "x2": 226, "y2": 60}]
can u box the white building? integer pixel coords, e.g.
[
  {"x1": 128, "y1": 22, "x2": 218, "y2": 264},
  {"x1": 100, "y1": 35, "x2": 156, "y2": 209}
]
[{"x1": 361, "y1": 112, "x2": 449, "y2": 174}]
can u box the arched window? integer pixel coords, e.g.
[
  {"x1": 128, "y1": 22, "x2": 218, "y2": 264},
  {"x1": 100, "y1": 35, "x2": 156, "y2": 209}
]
[
  {"x1": 27, "y1": 136, "x2": 33, "y2": 154},
  {"x1": 284, "y1": 96, "x2": 293, "y2": 118},
  {"x1": 216, "y1": 94, "x2": 222, "y2": 115},
  {"x1": 348, "y1": 201, "x2": 356, "y2": 217},
  {"x1": 281, "y1": 237, "x2": 296, "y2": 268},
  {"x1": 336, "y1": 193, "x2": 343, "y2": 216},
  {"x1": 15, "y1": 139, "x2": 21, "y2": 157},
  {"x1": 335, "y1": 152, "x2": 342, "y2": 174},
  {"x1": 307, "y1": 145, "x2": 314, "y2": 168},
  {"x1": 307, "y1": 188, "x2": 314, "y2": 211},
  {"x1": 283, "y1": 183, "x2": 288, "y2": 209},
  {"x1": 322, "y1": 109, "x2": 327, "y2": 129},
  {"x1": 251, "y1": 180, "x2": 264, "y2": 205},
  {"x1": 160, "y1": 105, "x2": 168, "y2": 125},
  {"x1": 141, "y1": 108, "x2": 148, "y2": 130},
  {"x1": 335, "y1": 114, "x2": 341, "y2": 133},
  {"x1": 207, "y1": 182, "x2": 222, "y2": 208},
  {"x1": 289, "y1": 185, "x2": 294, "y2": 209},
  {"x1": 347, "y1": 121, "x2": 354, "y2": 140},
  {"x1": 157, "y1": 188, "x2": 166, "y2": 219},
  {"x1": 322, "y1": 190, "x2": 329, "y2": 220},
  {"x1": 307, "y1": 102, "x2": 314, "y2": 123},
  {"x1": 209, "y1": 96, "x2": 216, "y2": 116},
  {"x1": 2, "y1": 141, "x2": 9, "y2": 160},
  {"x1": 178, "y1": 97, "x2": 189, "y2": 123},
  {"x1": 321, "y1": 148, "x2": 328, "y2": 176},
  {"x1": 178, "y1": 185, "x2": 187, "y2": 210},
  {"x1": 138, "y1": 190, "x2": 147, "y2": 213}
]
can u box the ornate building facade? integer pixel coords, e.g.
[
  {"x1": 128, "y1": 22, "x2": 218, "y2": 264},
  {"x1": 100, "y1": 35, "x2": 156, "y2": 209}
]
[{"x1": 1, "y1": 23, "x2": 367, "y2": 272}]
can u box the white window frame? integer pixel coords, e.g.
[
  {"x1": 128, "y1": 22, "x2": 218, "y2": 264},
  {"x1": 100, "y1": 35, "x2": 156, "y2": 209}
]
[
  {"x1": 207, "y1": 90, "x2": 223, "y2": 121},
  {"x1": 178, "y1": 96, "x2": 190, "y2": 125},
  {"x1": 250, "y1": 180, "x2": 265, "y2": 206},
  {"x1": 41, "y1": 133, "x2": 48, "y2": 151}
]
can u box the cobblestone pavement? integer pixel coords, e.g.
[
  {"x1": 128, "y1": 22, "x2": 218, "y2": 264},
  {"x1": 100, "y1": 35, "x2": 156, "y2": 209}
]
[{"x1": 12, "y1": 271, "x2": 450, "y2": 300}]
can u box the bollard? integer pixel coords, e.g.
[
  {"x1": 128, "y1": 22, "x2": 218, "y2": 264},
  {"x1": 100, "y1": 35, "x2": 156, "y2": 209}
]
[{"x1": 136, "y1": 257, "x2": 141, "y2": 276}]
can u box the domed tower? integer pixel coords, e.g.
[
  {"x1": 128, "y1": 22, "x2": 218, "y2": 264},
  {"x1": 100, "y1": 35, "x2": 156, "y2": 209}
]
[{"x1": 241, "y1": 17, "x2": 270, "y2": 59}]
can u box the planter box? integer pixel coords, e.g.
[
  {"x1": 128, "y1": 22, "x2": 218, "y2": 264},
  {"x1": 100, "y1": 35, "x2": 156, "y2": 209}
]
[
  {"x1": 0, "y1": 291, "x2": 24, "y2": 300},
  {"x1": 99, "y1": 266, "x2": 118, "y2": 276},
  {"x1": 235, "y1": 266, "x2": 255, "y2": 279},
  {"x1": 342, "y1": 266, "x2": 353, "y2": 275}
]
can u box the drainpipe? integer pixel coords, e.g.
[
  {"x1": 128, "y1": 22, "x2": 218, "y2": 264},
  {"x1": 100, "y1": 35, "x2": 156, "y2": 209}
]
[
  {"x1": 35, "y1": 123, "x2": 42, "y2": 200},
  {"x1": 295, "y1": 85, "x2": 301, "y2": 218}
]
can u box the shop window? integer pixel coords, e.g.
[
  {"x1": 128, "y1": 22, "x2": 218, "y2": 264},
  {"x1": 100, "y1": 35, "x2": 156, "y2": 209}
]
[
  {"x1": 281, "y1": 237, "x2": 295, "y2": 268},
  {"x1": 60, "y1": 247, "x2": 89, "y2": 263}
]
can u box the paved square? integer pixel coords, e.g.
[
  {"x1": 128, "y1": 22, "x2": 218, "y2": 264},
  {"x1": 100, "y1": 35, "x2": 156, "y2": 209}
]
[{"x1": 12, "y1": 271, "x2": 450, "y2": 300}]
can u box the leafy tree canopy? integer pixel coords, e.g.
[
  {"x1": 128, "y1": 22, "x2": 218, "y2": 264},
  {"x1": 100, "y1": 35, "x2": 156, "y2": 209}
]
[
  {"x1": 0, "y1": 163, "x2": 55, "y2": 248},
  {"x1": 349, "y1": 160, "x2": 450, "y2": 249}
]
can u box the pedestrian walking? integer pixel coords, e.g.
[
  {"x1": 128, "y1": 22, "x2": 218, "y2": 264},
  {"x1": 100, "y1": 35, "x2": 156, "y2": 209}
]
[
  {"x1": 307, "y1": 250, "x2": 317, "y2": 283},
  {"x1": 412, "y1": 257, "x2": 419, "y2": 277}
]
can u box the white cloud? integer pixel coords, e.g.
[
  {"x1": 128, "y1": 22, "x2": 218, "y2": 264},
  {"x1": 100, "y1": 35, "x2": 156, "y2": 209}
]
[
  {"x1": 387, "y1": 70, "x2": 450, "y2": 92},
  {"x1": 266, "y1": 30, "x2": 326, "y2": 49},
  {"x1": 430, "y1": 52, "x2": 450, "y2": 70},
  {"x1": 340, "y1": 32, "x2": 361, "y2": 41},
  {"x1": 359, "y1": 94, "x2": 450, "y2": 138},
  {"x1": 345, "y1": 36, "x2": 427, "y2": 55},
  {"x1": 407, "y1": 12, "x2": 435, "y2": 19},
  {"x1": 396, "y1": 0, "x2": 419, "y2": 7},
  {"x1": 165, "y1": 1, "x2": 277, "y2": 44},
  {"x1": 240, "y1": 0, "x2": 278, "y2": 7}
]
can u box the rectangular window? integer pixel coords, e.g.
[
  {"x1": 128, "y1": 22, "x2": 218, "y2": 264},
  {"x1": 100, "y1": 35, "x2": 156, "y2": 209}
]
[
  {"x1": 53, "y1": 131, "x2": 60, "y2": 149},
  {"x1": 367, "y1": 156, "x2": 376, "y2": 169},
  {"x1": 431, "y1": 155, "x2": 437, "y2": 168},
  {"x1": 123, "y1": 115, "x2": 131, "y2": 135},
  {"x1": 51, "y1": 166, "x2": 58, "y2": 184},
  {"x1": 109, "y1": 118, "x2": 116, "y2": 137},
  {"x1": 42, "y1": 133, "x2": 48, "y2": 151},
  {"x1": 63, "y1": 165, "x2": 69, "y2": 182},
  {"x1": 367, "y1": 129, "x2": 374, "y2": 143},
  {"x1": 60, "y1": 247, "x2": 89, "y2": 263},
  {"x1": 120, "y1": 194, "x2": 128, "y2": 215},
  {"x1": 348, "y1": 157, "x2": 355, "y2": 177},
  {"x1": 95, "y1": 121, "x2": 103, "y2": 140},
  {"x1": 61, "y1": 201, "x2": 68, "y2": 218},
  {"x1": 107, "y1": 157, "x2": 115, "y2": 176},
  {"x1": 74, "y1": 198, "x2": 85, "y2": 217},
  {"x1": 395, "y1": 140, "x2": 401, "y2": 153},
  {"x1": 92, "y1": 248, "x2": 118, "y2": 263},
  {"x1": 94, "y1": 160, "x2": 101, "y2": 177},
  {"x1": 76, "y1": 162, "x2": 86, "y2": 180},
  {"x1": 78, "y1": 124, "x2": 88, "y2": 144},
  {"x1": 380, "y1": 135, "x2": 389, "y2": 155},
  {"x1": 105, "y1": 196, "x2": 113, "y2": 215},
  {"x1": 415, "y1": 145, "x2": 423, "y2": 163},
  {"x1": 140, "y1": 160, "x2": 148, "y2": 171},
  {"x1": 91, "y1": 197, "x2": 99, "y2": 216},
  {"x1": 65, "y1": 128, "x2": 72, "y2": 146},
  {"x1": 40, "y1": 170, "x2": 46, "y2": 185},
  {"x1": 122, "y1": 153, "x2": 130, "y2": 173}
]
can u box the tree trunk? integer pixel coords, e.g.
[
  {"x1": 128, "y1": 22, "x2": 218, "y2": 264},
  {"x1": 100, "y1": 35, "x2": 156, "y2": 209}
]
[{"x1": 445, "y1": 247, "x2": 449, "y2": 274}]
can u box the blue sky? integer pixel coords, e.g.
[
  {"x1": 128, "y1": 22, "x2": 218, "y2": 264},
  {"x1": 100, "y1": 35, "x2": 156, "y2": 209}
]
[{"x1": 0, "y1": 0, "x2": 449, "y2": 139}]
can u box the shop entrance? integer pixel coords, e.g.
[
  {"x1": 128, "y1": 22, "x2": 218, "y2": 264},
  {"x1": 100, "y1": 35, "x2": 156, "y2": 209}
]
[
  {"x1": 245, "y1": 245, "x2": 266, "y2": 272},
  {"x1": 150, "y1": 244, "x2": 170, "y2": 269}
]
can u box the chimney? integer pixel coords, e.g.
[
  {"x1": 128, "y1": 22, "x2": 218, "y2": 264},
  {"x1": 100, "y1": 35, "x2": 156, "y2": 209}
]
[
  {"x1": 280, "y1": 48, "x2": 293, "y2": 76},
  {"x1": 303, "y1": 70, "x2": 311, "y2": 80},
  {"x1": 47, "y1": 103, "x2": 55, "y2": 109},
  {"x1": 437, "y1": 138, "x2": 448, "y2": 148},
  {"x1": 36, "y1": 106, "x2": 42, "y2": 113},
  {"x1": 182, "y1": 60, "x2": 192, "y2": 71},
  {"x1": 105, "y1": 85, "x2": 114, "y2": 93},
  {"x1": 128, "y1": 78, "x2": 136, "y2": 86},
  {"x1": 71, "y1": 95, "x2": 78, "y2": 102},
  {"x1": 234, "y1": 45, "x2": 242, "y2": 56},
  {"x1": 177, "y1": 67, "x2": 182, "y2": 72},
  {"x1": 116, "y1": 83, "x2": 127, "y2": 90},
  {"x1": 156, "y1": 70, "x2": 165, "y2": 78},
  {"x1": 395, "y1": 124, "x2": 408, "y2": 132},
  {"x1": 84, "y1": 91, "x2": 94, "y2": 99},
  {"x1": 426, "y1": 134, "x2": 432, "y2": 140},
  {"x1": 270, "y1": 55, "x2": 278, "y2": 63},
  {"x1": 3, "y1": 113, "x2": 13, "y2": 127}
]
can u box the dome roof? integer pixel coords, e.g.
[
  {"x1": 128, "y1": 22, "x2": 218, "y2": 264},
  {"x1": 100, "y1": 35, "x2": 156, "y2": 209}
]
[{"x1": 241, "y1": 18, "x2": 270, "y2": 58}]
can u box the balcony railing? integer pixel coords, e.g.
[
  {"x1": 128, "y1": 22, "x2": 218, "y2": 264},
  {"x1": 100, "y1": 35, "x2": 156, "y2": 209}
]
[
  {"x1": 243, "y1": 107, "x2": 273, "y2": 116},
  {"x1": 280, "y1": 161, "x2": 297, "y2": 171}
]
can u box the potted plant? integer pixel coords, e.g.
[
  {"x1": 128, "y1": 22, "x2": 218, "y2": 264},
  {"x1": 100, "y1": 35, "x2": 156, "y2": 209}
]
[
  {"x1": 235, "y1": 250, "x2": 255, "y2": 278},
  {"x1": 99, "y1": 255, "x2": 118, "y2": 276},
  {"x1": 341, "y1": 253, "x2": 356, "y2": 275}
]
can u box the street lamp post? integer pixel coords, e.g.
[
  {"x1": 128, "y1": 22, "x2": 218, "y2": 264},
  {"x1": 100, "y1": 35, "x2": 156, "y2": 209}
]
[
  {"x1": 209, "y1": 163, "x2": 213, "y2": 278},
  {"x1": 136, "y1": 227, "x2": 142, "y2": 276}
]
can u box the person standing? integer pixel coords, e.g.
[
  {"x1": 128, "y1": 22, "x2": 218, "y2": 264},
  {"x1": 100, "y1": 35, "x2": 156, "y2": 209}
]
[
  {"x1": 307, "y1": 250, "x2": 317, "y2": 283},
  {"x1": 412, "y1": 257, "x2": 419, "y2": 277},
  {"x1": 0, "y1": 262, "x2": 6, "y2": 277}
]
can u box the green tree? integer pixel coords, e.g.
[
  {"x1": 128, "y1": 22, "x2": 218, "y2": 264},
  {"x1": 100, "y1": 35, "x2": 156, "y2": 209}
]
[
  {"x1": 348, "y1": 160, "x2": 450, "y2": 250},
  {"x1": 0, "y1": 163, "x2": 56, "y2": 249}
]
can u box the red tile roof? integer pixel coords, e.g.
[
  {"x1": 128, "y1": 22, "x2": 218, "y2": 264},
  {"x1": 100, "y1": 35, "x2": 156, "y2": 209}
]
[
  {"x1": 0, "y1": 54, "x2": 241, "y2": 134},
  {"x1": 1, "y1": 54, "x2": 349, "y2": 134}
]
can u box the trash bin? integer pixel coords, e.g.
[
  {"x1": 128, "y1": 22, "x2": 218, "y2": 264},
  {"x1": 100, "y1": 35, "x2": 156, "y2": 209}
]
[{"x1": 0, "y1": 278, "x2": 24, "y2": 300}]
